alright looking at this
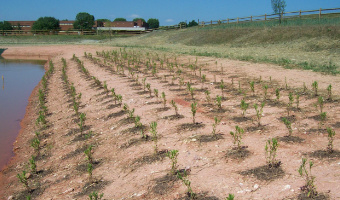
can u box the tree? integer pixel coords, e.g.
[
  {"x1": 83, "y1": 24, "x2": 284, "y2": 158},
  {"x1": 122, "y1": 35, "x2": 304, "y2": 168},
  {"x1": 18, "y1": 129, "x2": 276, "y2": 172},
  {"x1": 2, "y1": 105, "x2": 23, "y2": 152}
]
[
  {"x1": 271, "y1": 0, "x2": 286, "y2": 23},
  {"x1": 32, "y1": 17, "x2": 60, "y2": 30},
  {"x1": 178, "y1": 22, "x2": 187, "y2": 28},
  {"x1": 147, "y1": 18, "x2": 159, "y2": 29},
  {"x1": 73, "y1": 12, "x2": 95, "y2": 30},
  {"x1": 114, "y1": 18, "x2": 127, "y2": 22},
  {"x1": 188, "y1": 20, "x2": 198, "y2": 27},
  {"x1": 0, "y1": 21, "x2": 13, "y2": 30},
  {"x1": 133, "y1": 18, "x2": 146, "y2": 23}
]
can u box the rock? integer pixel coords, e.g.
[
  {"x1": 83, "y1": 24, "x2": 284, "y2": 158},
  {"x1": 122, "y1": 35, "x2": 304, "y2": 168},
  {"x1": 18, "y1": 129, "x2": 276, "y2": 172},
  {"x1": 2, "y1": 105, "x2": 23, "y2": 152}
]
[
  {"x1": 254, "y1": 184, "x2": 259, "y2": 190},
  {"x1": 283, "y1": 185, "x2": 291, "y2": 191},
  {"x1": 25, "y1": 172, "x2": 31, "y2": 179},
  {"x1": 7, "y1": 196, "x2": 14, "y2": 200}
]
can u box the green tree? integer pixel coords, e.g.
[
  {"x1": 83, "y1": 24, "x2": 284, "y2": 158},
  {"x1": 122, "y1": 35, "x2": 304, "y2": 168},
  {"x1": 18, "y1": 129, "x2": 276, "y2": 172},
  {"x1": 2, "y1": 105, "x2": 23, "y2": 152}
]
[
  {"x1": 73, "y1": 12, "x2": 95, "y2": 30},
  {"x1": 114, "y1": 18, "x2": 127, "y2": 22},
  {"x1": 188, "y1": 20, "x2": 198, "y2": 27},
  {"x1": 133, "y1": 18, "x2": 146, "y2": 23},
  {"x1": 0, "y1": 21, "x2": 13, "y2": 30},
  {"x1": 32, "y1": 17, "x2": 60, "y2": 30},
  {"x1": 271, "y1": 0, "x2": 286, "y2": 23},
  {"x1": 147, "y1": 18, "x2": 159, "y2": 29}
]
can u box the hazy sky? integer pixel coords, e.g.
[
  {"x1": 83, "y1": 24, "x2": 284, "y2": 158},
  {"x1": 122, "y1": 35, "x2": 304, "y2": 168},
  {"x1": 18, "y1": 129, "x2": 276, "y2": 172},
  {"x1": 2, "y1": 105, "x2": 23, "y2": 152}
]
[{"x1": 0, "y1": 0, "x2": 339, "y2": 25}]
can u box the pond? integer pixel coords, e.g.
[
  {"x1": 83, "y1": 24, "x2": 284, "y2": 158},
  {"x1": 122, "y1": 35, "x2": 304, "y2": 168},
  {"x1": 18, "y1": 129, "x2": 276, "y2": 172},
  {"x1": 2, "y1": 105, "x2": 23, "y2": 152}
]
[{"x1": 0, "y1": 57, "x2": 46, "y2": 170}]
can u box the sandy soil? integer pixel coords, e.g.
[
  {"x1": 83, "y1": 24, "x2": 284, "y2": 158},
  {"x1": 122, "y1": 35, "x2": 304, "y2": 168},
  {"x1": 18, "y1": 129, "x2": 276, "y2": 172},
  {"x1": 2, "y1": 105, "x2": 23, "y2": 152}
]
[{"x1": 0, "y1": 45, "x2": 339, "y2": 200}]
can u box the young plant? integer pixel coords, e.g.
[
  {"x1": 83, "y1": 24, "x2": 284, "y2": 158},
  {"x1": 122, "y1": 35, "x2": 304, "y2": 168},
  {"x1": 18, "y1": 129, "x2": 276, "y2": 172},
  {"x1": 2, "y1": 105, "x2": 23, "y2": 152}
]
[
  {"x1": 154, "y1": 89, "x2": 159, "y2": 99},
  {"x1": 30, "y1": 138, "x2": 40, "y2": 155},
  {"x1": 87, "y1": 163, "x2": 93, "y2": 182},
  {"x1": 177, "y1": 172, "x2": 196, "y2": 199},
  {"x1": 240, "y1": 99, "x2": 249, "y2": 117},
  {"x1": 201, "y1": 74, "x2": 206, "y2": 89},
  {"x1": 162, "y1": 92, "x2": 167, "y2": 108},
  {"x1": 78, "y1": 113, "x2": 86, "y2": 134},
  {"x1": 312, "y1": 81, "x2": 318, "y2": 96},
  {"x1": 319, "y1": 112, "x2": 327, "y2": 129},
  {"x1": 287, "y1": 92, "x2": 294, "y2": 116},
  {"x1": 215, "y1": 95, "x2": 222, "y2": 110},
  {"x1": 282, "y1": 117, "x2": 292, "y2": 136},
  {"x1": 327, "y1": 127, "x2": 335, "y2": 154},
  {"x1": 171, "y1": 100, "x2": 179, "y2": 116},
  {"x1": 191, "y1": 102, "x2": 198, "y2": 124},
  {"x1": 84, "y1": 145, "x2": 93, "y2": 164},
  {"x1": 225, "y1": 194, "x2": 235, "y2": 200},
  {"x1": 254, "y1": 102, "x2": 265, "y2": 127},
  {"x1": 146, "y1": 83, "x2": 152, "y2": 97},
  {"x1": 265, "y1": 138, "x2": 279, "y2": 168},
  {"x1": 275, "y1": 88, "x2": 280, "y2": 102},
  {"x1": 296, "y1": 94, "x2": 300, "y2": 109},
  {"x1": 103, "y1": 81, "x2": 108, "y2": 95},
  {"x1": 220, "y1": 79, "x2": 225, "y2": 97},
  {"x1": 212, "y1": 116, "x2": 221, "y2": 139},
  {"x1": 263, "y1": 84, "x2": 268, "y2": 100},
  {"x1": 230, "y1": 126, "x2": 244, "y2": 149},
  {"x1": 89, "y1": 191, "x2": 104, "y2": 200},
  {"x1": 166, "y1": 149, "x2": 179, "y2": 175},
  {"x1": 249, "y1": 81, "x2": 255, "y2": 96},
  {"x1": 150, "y1": 121, "x2": 158, "y2": 155},
  {"x1": 327, "y1": 84, "x2": 332, "y2": 100},
  {"x1": 205, "y1": 90, "x2": 211, "y2": 104},
  {"x1": 29, "y1": 155, "x2": 37, "y2": 174},
  {"x1": 298, "y1": 158, "x2": 317, "y2": 198},
  {"x1": 317, "y1": 96, "x2": 324, "y2": 114},
  {"x1": 17, "y1": 171, "x2": 31, "y2": 192},
  {"x1": 127, "y1": 108, "x2": 135, "y2": 119},
  {"x1": 116, "y1": 94, "x2": 123, "y2": 105},
  {"x1": 142, "y1": 77, "x2": 146, "y2": 91}
]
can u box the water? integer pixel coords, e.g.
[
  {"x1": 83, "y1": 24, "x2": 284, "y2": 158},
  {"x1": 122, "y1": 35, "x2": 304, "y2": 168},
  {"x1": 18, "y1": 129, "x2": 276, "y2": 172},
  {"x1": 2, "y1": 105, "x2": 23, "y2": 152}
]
[{"x1": 0, "y1": 58, "x2": 45, "y2": 170}]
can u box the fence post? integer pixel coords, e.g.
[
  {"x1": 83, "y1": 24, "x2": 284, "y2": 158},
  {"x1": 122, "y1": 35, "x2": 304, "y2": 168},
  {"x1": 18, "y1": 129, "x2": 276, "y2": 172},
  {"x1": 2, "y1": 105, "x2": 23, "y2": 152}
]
[
  {"x1": 227, "y1": 18, "x2": 229, "y2": 24},
  {"x1": 319, "y1": 8, "x2": 322, "y2": 20},
  {"x1": 251, "y1": 16, "x2": 252, "y2": 22},
  {"x1": 210, "y1": 20, "x2": 212, "y2": 25},
  {"x1": 299, "y1": 10, "x2": 301, "y2": 19},
  {"x1": 265, "y1": 14, "x2": 267, "y2": 21},
  {"x1": 237, "y1": 17, "x2": 239, "y2": 23}
]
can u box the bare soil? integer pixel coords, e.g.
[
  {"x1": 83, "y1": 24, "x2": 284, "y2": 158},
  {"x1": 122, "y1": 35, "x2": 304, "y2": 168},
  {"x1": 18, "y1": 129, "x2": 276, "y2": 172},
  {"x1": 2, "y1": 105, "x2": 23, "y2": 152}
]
[{"x1": 0, "y1": 45, "x2": 339, "y2": 200}]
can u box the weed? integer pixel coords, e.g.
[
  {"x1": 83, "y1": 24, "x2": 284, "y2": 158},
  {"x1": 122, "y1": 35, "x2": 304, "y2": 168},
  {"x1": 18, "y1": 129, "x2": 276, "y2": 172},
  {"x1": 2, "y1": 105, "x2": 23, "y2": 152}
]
[
  {"x1": 212, "y1": 116, "x2": 221, "y2": 139},
  {"x1": 282, "y1": 118, "x2": 292, "y2": 136},
  {"x1": 171, "y1": 100, "x2": 179, "y2": 116},
  {"x1": 166, "y1": 150, "x2": 179, "y2": 175},
  {"x1": 254, "y1": 102, "x2": 265, "y2": 126},
  {"x1": 230, "y1": 126, "x2": 244, "y2": 149},
  {"x1": 162, "y1": 92, "x2": 167, "y2": 108},
  {"x1": 312, "y1": 81, "x2": 318, "y2": 96},
  {"x1": 191, "y1": 102, "x2": 198, "y2": 124},
  {"x1": 240, "y1": 99, "x2": 249, "y2": 117},
  {"x1": 89, "y1": 191, "x2": 104, "y2": 200},
  {"x1": 150, "y1": 122, "x2": 158, "y2": 155},
  {"x1": 327, "y1": 127, "x2": 335, "y2": 153},
  {"x1": 17, "y1": 171, "x2": 31, "y2": 192},
  {"x1": 298, "y1": 158, "x2": 317, "y2": 198},
  {"x1": 29, "y1": 155, "x2": 37, "y2": 174},
  {"x1": 215, "y1": 95, "x2": 222, "y2": 110},
  {"x1": 265, "y1": 138, "x2": 279, "y2": 168}
]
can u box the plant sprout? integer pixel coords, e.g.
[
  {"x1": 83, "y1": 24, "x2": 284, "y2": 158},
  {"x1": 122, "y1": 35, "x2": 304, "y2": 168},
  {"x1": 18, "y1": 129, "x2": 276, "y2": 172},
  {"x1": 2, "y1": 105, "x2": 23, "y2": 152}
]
[
  {"x1": 212, "y1": 116, "x2": 221, "y2": 139},
  {"x1": 150, "y1": 121, "x2": 158, "y2": 155},
  {"x1": 327, "y1": 84, "x2": 332, "y2": 100},
  {"x1": 154, "y1": 89, "x2": 159, "y2": 99},
  {"x1": 177, "y1": 172, "x2": 196, "y2": 199},
  {"x1": 215, "y1": 95, "x2": 222, "y2": 110},
  {"x1": 254, "y1": 102, "x2": 265, "y2": 127},
  {"x1": 230, "y1": 126, "x2": 244, "y2": 149},
  {"x1": 327, "y1": 127, "x2": 335, "y2": 154},
  {"x1": 263, "y1": 84, "x2": 268, "y2": 100},
  {"x1": 191, "y1": 102, "x2": 198, "y2": 124},
  {"x1": 84, "y1": 145, "x2": 93, "y2": 164},
  {"x1": 287, "y1": 92, "x2": 294, "y2": 116},
  {"x1": 240, "y1": 99, "x2": 249, "y2": 117},
  {"x1": 249, "y1": 81, "x2": 255, "y2": 96},
  {"x1": 275, "y1": 88, "x2": 280, "y2": 102},
  {"x1": 205, "y1": 90, "x2": 211, "y2": 103},
  {"x1": 29, "y1": 155, "x2": 37, "y2": 174},
  {"x1": 78, "y1": 113, "x2": 86, "y2": 134},
  {"x1": 282, "y1": 117, "x2": 292, "y2": 136},
  {"x1": 312, "y1": 81, "x2": 318, "y2": 96},
  {"x1": 171, "y1": 100, "x2": 179, "y2": 116},
  {"x1": 220, "y1": 79, "x2": 225, "y2": 97},
  {"x1": 89, "y1": 191, "x2": 104, "y2": 200},
  {"x1": 166, "y1": 150, "x2": 179, "y2": 175},
  {"x1": 298, "y1": 158, "x2": 317, "y2": 198},
  {"x1": 265, "y1": 138, "x2": 279, "y2": 168},
  {"x1": 162, "y1": 92, "x2": 167, "y2": 108},
  {"x1": 17, "y1": 171, "x2": 31, "y2": 192}
]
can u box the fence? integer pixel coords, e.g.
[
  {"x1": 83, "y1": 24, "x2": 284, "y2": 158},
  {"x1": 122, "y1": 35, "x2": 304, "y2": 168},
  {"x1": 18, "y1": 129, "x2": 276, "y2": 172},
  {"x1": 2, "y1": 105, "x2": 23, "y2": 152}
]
[
  {"x1": 0, "y1": 30, "x2": 96, "y2": 36},
  {"x1": 199, "y1": 7, "x2": 340, "y2": 26}
]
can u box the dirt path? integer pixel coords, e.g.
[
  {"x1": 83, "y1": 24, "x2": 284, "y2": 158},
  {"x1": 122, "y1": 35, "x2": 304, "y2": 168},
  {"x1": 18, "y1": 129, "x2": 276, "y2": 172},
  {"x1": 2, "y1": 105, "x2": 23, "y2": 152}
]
[{"x1": 0, "y1": 45, "x2": 339, "y2": 200}]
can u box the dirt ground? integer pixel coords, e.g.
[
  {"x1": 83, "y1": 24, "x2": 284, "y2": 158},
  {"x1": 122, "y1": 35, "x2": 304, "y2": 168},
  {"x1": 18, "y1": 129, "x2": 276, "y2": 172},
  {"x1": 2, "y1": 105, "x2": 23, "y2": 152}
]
[{"x1": 0, "y1": 45, "x2": 339, "y2": 200}]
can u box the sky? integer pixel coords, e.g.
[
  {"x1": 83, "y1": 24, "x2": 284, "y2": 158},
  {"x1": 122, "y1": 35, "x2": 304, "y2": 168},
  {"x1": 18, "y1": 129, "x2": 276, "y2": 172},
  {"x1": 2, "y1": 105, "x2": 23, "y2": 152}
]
[{"x1": 0, "y1": 0, "x2": 339, "y2": 26}]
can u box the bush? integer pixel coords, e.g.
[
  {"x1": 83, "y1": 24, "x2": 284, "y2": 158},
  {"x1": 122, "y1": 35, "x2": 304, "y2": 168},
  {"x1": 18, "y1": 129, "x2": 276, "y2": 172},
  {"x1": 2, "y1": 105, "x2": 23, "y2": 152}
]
[
  {"x1": 32, "y1": 16, "x2": 60, "y2": 30},
  {"x1": 147, "y1": 18, "x2": 159, "y2": 29}
]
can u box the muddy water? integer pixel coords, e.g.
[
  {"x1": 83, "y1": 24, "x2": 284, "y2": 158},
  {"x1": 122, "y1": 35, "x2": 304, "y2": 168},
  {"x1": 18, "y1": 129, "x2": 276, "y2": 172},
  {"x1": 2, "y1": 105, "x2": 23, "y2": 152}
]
[{"x1": 0, "y1": 58, "x2": 45, "y2": 170}]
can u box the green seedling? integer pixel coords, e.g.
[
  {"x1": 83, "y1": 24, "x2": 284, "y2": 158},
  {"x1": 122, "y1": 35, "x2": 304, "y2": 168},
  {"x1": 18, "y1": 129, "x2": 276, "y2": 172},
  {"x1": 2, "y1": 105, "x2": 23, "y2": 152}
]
[
  {"x1": 36, "y1": 111, "x2": 46, "y2": 128},
  {"x1": 298, "y1": 158, "x2": 317, "y2": 198},
  {"x1": 230, "y1": 126, "x2": 244, "y2": 149},
  {"x1": 150, "y1": 121, "x2": 158, "y2": 155},
  {"x1": 263, "y1": 84, "x2": 268, "y2": 100},
  {"x1": 254, "y1": 102, "x2": 265, "y2": 127},
  {"x1": 220, "y1": 79, "x2": 225, "y2": 97},
  {"x1": 205, "y1": 90, "x2": 211, "y2": 103},
  {"x1": 225, "y1": 194, "x2": 235, "y2": 200},
  {"x1": 282, "y1": 117, "x2": 292, "y2": 136},
  {"x1": 146, "y1": 83, "x2": 152, "y2": 97},
  {"x1": 171, "y1": 100, "x2": 179, "y2": 116},
  {"x1": 111, "y1": 88, "x2": 117, "y2": 103},
  {"x1": 189, "y1": 86, "x2": 195, "y2": 100},
  {"x1": 123, "y1": 103, "x2": 129, "y2": 112},
  {"x1": 275, "y1": 88, "x2": 280, "y2": 102},
  {"x1": 285, "y1": 77, "x2": 288, "y2": 90},
  {"x1": 317, "y1": 96, "x2": 324, "y2": 114},
  {"x1": 127, "y1": 108, "x2": 135, "y2": 119},
  {"x1": 238, "y1": 81, "x2": 242, "y2": 93},
  {"x1": 17, "y1": 170, "x2": 31, "y2": 192},
  {"x1": 87, "y1": 163, "x2": 93, "y2": 182},
  {"x1": 73, "y1": 101, "x2": 79, "y2": 115},
  {"x1": 287, "y1": 92, "x2": 294, "y2": 116},
  {"x1": 312, "y1": 81, "x2": 318, "y2": 96},
  {"x1": 215, "y1": 95, "x2": 222, "y2": 110},
  {"x1": 142, "y1": 78, "x2": 146, "y2": 91},
  {"x1": 327, "y1": 84, "x2": 332, "y2": 100},
  {"x1": 249, "y1": 81, "x2": 255, "y2": 96},
  {"x1": 166, "y1": 149, "x2": 179, "y2": 175},
  {"x1": 212, "y1": 116, "x2": 221, "y2": 139},
  {"x1": 201, "y1": 74, "x2": 206, "y2": 89},
  {"x1": 265, "y1": 138, "x2": 279, "y2": 168},
  {"x1": 103, "y1": 81, "x2": 108, "y2": 95},
  {"x1": 177, "y1": 172, "x2": 196, "y2": 199},
  {"x1": 327, "y1": 127, "x2": 335, "y2": 153},
  {"x1": 240, "y1": 99, "x2": 249, "y2": 117},
  {"x1": 191, "y1": 102, "x2": 198, "y2": 124},
  {"x1": 116, "y1": 94, "x2": 123, "y2": 105},
  {"x1": 30, "y1": 138, "x2": 40, "y2": 155},
  {"x1": 29, "y1": 155, "x2": 37, "y2": 174},
  {"x1": 154, "y1": 89, "x2": 159, "y2": 99},
  {"x1": 319, "y1": 112, "x2": 327, "y2": 129},
  {"x1": 134, "y1": 115, "x2": 142, "y2": 128},
  {"x1": 89, "y1": 191, "x2": 104, "y2": 200},
  {"x1": 162, "y1": 92, "x2": 167, "y2": 108},
  {"x1": 296, "y1": 94, "x2": 300, "y2": 109},
  {"x1": 78, "y1": 113, "x2": 86, "y2": 134},
  {"x1": 84, "y1": 145, "x2": 94, "y2": 164}
]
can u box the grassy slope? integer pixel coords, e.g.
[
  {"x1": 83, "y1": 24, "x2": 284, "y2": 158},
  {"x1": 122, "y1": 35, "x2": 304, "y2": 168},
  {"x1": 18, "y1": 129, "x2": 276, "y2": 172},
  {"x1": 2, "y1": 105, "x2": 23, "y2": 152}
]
[{"x1": 108, "y1": 18, "x2": 340, "y2": 74}]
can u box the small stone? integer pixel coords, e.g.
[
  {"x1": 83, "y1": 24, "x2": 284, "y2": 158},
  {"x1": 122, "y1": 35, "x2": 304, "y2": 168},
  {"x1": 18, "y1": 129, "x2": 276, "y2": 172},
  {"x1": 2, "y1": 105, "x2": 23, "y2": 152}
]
[
  {"x1": 7, "y1": 196, "x2": 14, "y2": 200},
  {"x1": 254, "y1": 184, "x2": 259, "y2": 189},
  {"x1": 283, "y1": 185, "x2": 291, "y2": 191},
  {"x1": 25, "y1": 173, "x2": 31, "y2": 179}
]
